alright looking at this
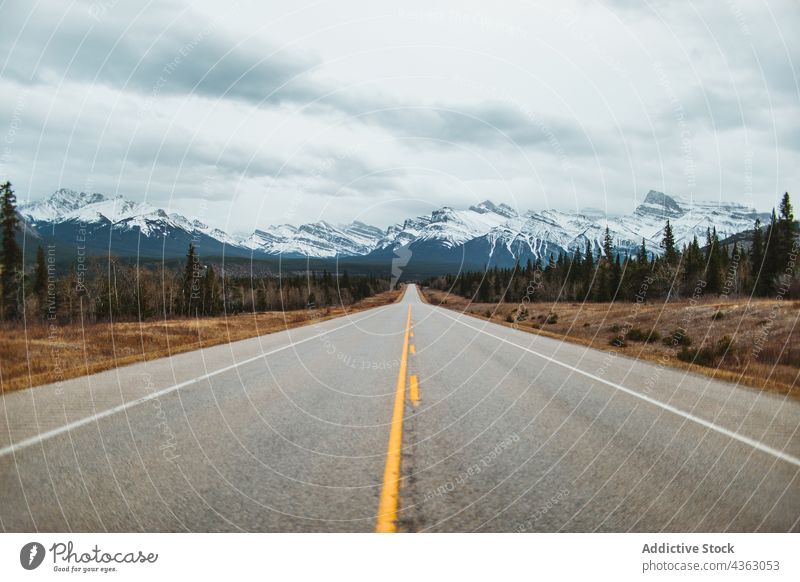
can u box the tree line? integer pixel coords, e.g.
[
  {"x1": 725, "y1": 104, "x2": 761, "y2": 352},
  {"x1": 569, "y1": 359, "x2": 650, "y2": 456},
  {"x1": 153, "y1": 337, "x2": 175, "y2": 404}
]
[
  {"x1": 0, "y1": 182, "x2": 390, "y2": 323},
  {"x1": 426, "y1": 192, "x2": 798, "y2": 304}
]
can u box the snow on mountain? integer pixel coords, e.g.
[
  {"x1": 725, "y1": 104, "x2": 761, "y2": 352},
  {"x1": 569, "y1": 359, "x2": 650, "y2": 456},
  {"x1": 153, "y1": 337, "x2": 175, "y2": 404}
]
[
  {"x1": 20, "y1": 188, "x2": 106, "y2": 222},
  {"x1": 19, "y1": 188, "x2": 768, "y2": 261},
  {"x1": 377, "y1": 200, "x2": 515, "y2": 250},
  {"x1": 607, "y1": 190, "x2": 768, "y2": 256},
  {"x1": 468, "y1": 190, "x2": 766, "y2": 261},
  {"x1": 371, "y1": 190, "x2": 768, "y2": 263},
  {"x1": 20, "y1": 189, "x2": 240, "y2": 247},
  {"x1": 243, "y1": 221, "x2": 384, "y2": 257}
]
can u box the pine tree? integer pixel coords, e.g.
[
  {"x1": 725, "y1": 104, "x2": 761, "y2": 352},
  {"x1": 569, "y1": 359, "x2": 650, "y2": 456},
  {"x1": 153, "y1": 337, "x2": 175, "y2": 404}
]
[
  {"x1": 602, "y1": 226, "x2": 613, "y2": 260},
  {"x1": 570, "y1": 246, "x2": 582, "y2": 286},
  {"x1": 727, "y1": 240, "x2": 740, "y2": 295},
  {"x1": 682, "y1": 235, "x2": 703, "y2": 290},
  {"x1": 33, "y1": 245, "x2": 47, "y2": 317},
  {"x1": 771, "y1": 192, "x2": 798, "y2": 293},
  {"x1": 749, "y1": 218, "x2": 766, "y2": 295},
  {"x1": 182, "y1": 242, "x2": 199, "y2": 316},
  {"x1": 1, "y1": 182, "x2": 22, "y2": 320},
  {"x1": 777, "y1": 192, "x2": 797, "y2": 261},
  {"x1": 662, "y1": 220, "x2": 678, "y2": 265},
  {"x1": 611, "y1": 254, "x2": 622, "y2": 301},
  {"x1": 762, "y1": 209, "x2": 780, "y2": 294},
  {"x1": 202, "y1": 264, "x2": 219, "y2": 316},
  {"x1": 637, "y1": 238, "x2": 648, "y2": 264},
  {"x1": 705, "y1": 227, "x2": 722, "y2": 294},
  {"x1": 583, "y1": 239, "x2": 594, "y2": 300}
]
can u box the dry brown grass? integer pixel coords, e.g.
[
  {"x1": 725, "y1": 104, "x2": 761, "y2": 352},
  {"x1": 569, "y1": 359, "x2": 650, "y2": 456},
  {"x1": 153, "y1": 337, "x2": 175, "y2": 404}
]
[
  {"x1": 423, "y1": 288, "x2": 800, "y2": 399},
  {"x1": 0, "y1": 289, "x2": 402, "y2": 393}
]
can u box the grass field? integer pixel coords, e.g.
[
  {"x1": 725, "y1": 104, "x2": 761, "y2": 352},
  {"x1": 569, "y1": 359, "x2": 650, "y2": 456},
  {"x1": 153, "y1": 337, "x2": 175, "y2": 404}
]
[
  {"x1": 0, "y1": 289, "x2": 402, "y2": 393},
  {"x1": 422, "y1": 288, "x2": 800, "y2": 399}
]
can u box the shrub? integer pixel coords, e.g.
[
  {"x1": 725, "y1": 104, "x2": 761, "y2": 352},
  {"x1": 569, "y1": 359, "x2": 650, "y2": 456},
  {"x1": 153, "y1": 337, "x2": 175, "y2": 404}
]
[
  {"x1": 484, "y1": 309, "x2": 492, "y2": 318},
  {"x1": 627, "y1": 327, "x2": 647, "y2": 341},
  {"x1": 663, "y1": 329, "x2": 692, "y2": 347},
  {"x1": 645, "y1": 329, "x2": 661, "y2": 343},
  {"x1": 609, "y1": 323, "x2": 621, "y2": 332},
  {"x1": 545, "y1": 312, "x2": 558, "y2": 324},
  {"x1": 609, "y1": 335, "x2": 627, "y2": 347},
  {"x1": 506, "y1": 313, "x2": 515, "y2": 323},
  {"x1": 625, "y1": 327, "x2": 659, "y2": 342},
  {"x1": 583, "y1": 322, "x2": 591, "y2": 327},
  {"x1": 712, "y1": 310, "x2": 725, "y2": 321},
  {"x1": 676, "y1": 336, "x2": 734, "y2": 368},
  {"x1": 717, "y1": 335, "x2": 734, "y2": 354}
]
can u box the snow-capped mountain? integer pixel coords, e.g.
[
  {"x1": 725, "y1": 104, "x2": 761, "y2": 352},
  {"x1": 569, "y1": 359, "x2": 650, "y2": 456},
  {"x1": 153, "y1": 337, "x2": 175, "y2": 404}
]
[
  {"x1": 20, "y1": 189, "x2": 251, "y2": 259},
  {"x1": 376, "y1": 200, "x2": 517, "y2": 250},
  {"x1": 241, "y1": 220, "x2": 384, "y2": 258},
  {"x1": 18, "y1": 188, "x2": 768, "y2": 267},
  {"x1": 22, "y1": 188, "x2": 239, "y2": 244},
  {"x1": 374, "y1": 190, "x2": 767, "y2": 265},
  {"x1": 19, "y1": 189, "x2": 387, "y2": 260}
]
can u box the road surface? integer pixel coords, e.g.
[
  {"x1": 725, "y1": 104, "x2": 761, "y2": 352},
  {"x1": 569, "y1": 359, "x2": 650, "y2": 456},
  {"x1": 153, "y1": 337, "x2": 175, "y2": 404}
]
[{"x1": 1, "y1": 285, "x2": 798, "y2": 532}]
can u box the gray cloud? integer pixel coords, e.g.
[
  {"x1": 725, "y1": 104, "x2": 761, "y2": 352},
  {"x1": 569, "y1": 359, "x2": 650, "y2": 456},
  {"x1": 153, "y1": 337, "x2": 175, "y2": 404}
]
[
  {"x1": 1, "y1": 1, "x2": 325, "y2": 107},
  {"x1": 358, "y1": 102, "x2": 603, "y2": 157}
]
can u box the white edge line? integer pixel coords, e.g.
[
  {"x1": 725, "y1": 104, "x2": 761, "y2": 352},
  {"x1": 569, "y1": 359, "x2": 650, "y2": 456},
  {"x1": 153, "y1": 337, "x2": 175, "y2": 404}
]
[
  {"x1": 0, "y1": 305, "x2": 391, "y2": 459},
  {"x1": 434, "y1": 307, "x2": 800, "y2": 469}
]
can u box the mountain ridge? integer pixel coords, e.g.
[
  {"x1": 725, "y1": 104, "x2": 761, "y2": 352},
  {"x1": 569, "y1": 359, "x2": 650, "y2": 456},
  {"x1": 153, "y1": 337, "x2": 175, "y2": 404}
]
[{"x1": 19, "y1": 188, "x2": 770, "y2": 265}]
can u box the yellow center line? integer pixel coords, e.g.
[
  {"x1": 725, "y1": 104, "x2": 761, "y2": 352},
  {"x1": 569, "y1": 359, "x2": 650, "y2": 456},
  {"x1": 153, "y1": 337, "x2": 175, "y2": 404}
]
[
  {"x1": 410, "y1": 344, "x2": 416, "y2": 355},
  {"x1": 409, "y1": 375, "x2": 420, "y2": 406},
  {"x1": 375, "y1": 304, "x2": 412, "y2": 533}
]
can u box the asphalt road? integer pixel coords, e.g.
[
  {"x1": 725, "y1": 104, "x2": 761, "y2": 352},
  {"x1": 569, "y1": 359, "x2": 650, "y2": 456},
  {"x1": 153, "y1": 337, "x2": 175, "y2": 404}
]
[{"x1": 1, "y1": 285, "x2": 798, "y2": 532}]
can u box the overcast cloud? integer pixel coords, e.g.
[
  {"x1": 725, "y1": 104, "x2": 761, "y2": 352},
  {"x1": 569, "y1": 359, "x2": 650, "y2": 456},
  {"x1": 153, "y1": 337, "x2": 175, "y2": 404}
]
[{"x1": 1, "y1": 0, "x2": 798, "y2": 232}]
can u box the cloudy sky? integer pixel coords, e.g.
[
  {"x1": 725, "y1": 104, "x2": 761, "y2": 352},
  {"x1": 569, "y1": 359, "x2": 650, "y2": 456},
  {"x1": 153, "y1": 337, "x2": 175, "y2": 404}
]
[{"x1": 1, "y1": 0, "x2": 798, "y2": 233}]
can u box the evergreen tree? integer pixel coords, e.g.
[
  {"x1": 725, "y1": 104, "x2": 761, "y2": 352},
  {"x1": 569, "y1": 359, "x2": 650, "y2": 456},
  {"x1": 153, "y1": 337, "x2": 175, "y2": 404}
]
[
  {"x1": 182, "y1": 242, "x2": 200, "y2": 316},
  {"x1": 762, "y1": 209, "x2": 780, "y2": 294},
  {"x1": 661, "y1": 219, "x2": 678, "y2": 265},
  {"x1": 570, "y1": 246, "x2": 583, "y2": 286},
  {"x1": 202, "y1": 264, "x2": 220, "y2": 315},
  {"x1": 727, "y1": 240, "x2": 740, "y2": 295},
  {"x1": 1, "y1": 182, "x2": 22, "y2": 320},
  {"x1": 33, "y1": 245, "x2": 47, "y2": 317},
  {"x1": 611, "y1": 254, "x2": 622, "y2": 300},
  {"x1": 602, "y1": 226, "x2": 613, "y2": 260},
  {"x1": 683, "y1": 235, "x2": 703, "y2": 287},
  {"x1": 637, "y1": 238, "x2": 648, "y2": 264},
  {"x1": 583, "y1": 239, "x2": 594, "y2": 300},
  {"x1": 749, "y1": 218, "x2": 766, "y2": 295},
  {"x1": 705, "y1": 227, "x2": 722, "y2": 294},
  {"x1": 777, "y1": 192, "x2": 797, "y2": 261}
]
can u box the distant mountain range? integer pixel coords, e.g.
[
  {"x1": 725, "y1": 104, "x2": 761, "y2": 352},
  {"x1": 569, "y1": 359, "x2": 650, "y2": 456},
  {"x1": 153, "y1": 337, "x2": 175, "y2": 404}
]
[{"x1": 18, "y1": 188, "x2": 769, "y2": 274}]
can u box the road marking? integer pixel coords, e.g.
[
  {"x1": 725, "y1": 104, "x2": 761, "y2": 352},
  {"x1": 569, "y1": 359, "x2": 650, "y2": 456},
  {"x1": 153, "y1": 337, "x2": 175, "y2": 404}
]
[
  {"x1": 0, "y1": 306, "x2": 391, "y2": 460},
  {"x1": 410, "y1": 344, "x2": 416, "y2": 355},
  {"x1": 435, "y1": 307, "x2": 800, "y2": 469},
  {"x1": 410, "y1": 375, "x2": 420, "y2": 406},
  {"x1": 375, "y1": 304, "x2": 412, "y2": 533}
]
